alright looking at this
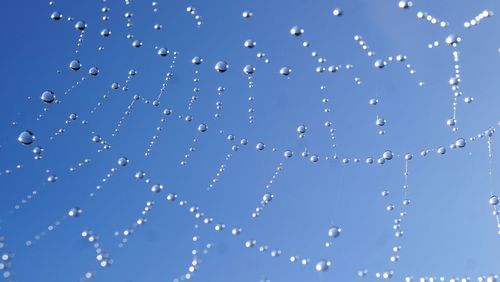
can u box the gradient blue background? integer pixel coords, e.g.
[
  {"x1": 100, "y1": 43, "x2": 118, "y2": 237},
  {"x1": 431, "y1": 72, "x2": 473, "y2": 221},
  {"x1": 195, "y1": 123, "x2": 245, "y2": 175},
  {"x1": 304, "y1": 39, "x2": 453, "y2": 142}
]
[{"x1": 0, "y1": 0, "x2": 499, "y2": 281}]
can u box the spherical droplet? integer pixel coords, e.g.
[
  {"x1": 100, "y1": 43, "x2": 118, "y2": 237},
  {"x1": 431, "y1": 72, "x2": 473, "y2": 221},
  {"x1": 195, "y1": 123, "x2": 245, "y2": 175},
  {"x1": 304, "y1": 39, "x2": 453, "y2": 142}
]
[
  {"x1": 332, "y1": 8, "x2": 343, "y2": 16},
  {"x1": 243, "y1": 64, "x2": 256, "y2": 75},
  {"x1": 256, "y1": 142, "x2": 265, "y2": 151},
  {"x1": 157, "y1": 47, "x2": 169, "y2": 57},
  {"x1": 68, "y1": 207, "x2": 82, "y2": 217},
  {"x1": 280, "y1": 67, "x2": 292, "y2": 76},
  {"x1": 89, "y1": 67, "x2": 99, "y2": 76},
  {"x1": 198, "y1": 123, "x2": 208, "y2": 132},
  {"x1": 69, "y1": 60, "x2": 82, "y2": 71},
  {"x1": 297, "y1": 125, "x2": 307, "y2": 134},
  {"x1": 192, "y1": 56, "x2": 203, "y2": 65},
  {"x1": 75, "y1": 20, "x2": 87, "y2": 31},
  {"x1": 41, "y1": 90, "x2": 56, "y2": 104},
  {"x1": 244, "y1": 39, "x2": 256, "y2": 48},
  {"x1": 374, "y1": 59, "x2": 386, "y2": 69},
  {"x1": 315, "y1": 259, "x2": 331, "y2": 272},
  {"x1": 132, "y1": 40, "x2": 143, "y2": 48},
  {"x1": 310, "y1": 155, "x2": 319, "y2": 163},
  {"x1": 489, "y1": 195, "x2": 499, "y2": 206},
  {"x1": 284, "y1": 150, "x2": 294, "y2": 158},
  {"x1": 214, "y1": 61, "x2": 229, "y2": 73},
  {"x1": 117, "y1": 157, "x2": 129, "y2": 166},
  {"x1": 18, "y1": 130, "x2": 35, "y2": 145},
  {"x1": 290, "y1": 25, "x2": 304, "y2": 36},
  {"x1": 151, "y1": 184, "x2": 163, "y2": 193},
  {"x1": 51, "y1": 11, "x2": 62, "y2": 20},
  {"x1": 398, "y1": 0, "x2": 413, "y2": 9},
  {"x1": 382, "y1": 150, "x2": 393, "y2": 160},
  {"x1": 455, "y1": 138, "x2": 466, "y2": 148},
  {"x1": 328, "y1": 226, "x2": 341, "y2": 238},
  {"x1": 242, "y1": 11, "x2": 253, "y2": 18},
  {"x1": 445, "y1": 34, "x2": 461, "y2": 46}
]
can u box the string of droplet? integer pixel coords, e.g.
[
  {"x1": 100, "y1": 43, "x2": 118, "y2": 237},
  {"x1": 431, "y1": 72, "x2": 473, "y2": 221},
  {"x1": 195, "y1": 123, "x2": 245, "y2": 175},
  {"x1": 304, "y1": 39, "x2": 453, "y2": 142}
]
[
  {"x1": 0, "y1": 221, "x2": 14, "y2": 280},
  {"x1": 464, "y1": 10, "x2": 493, "y2": 29},
  {"x1": 187, "y1": 56, "x2": 203, "y2": 111},
  {"x1": 115, "y1": 201, "x2": 155, "y2": 248},
  {"x1": 180, "y1": 123, "x2": 208, "y2": 166},
  {"x1": 110, "y1": 95, "x2": 140, "y2": 138},
  {"x1": 81, "y1": 229, "x2": 113, "y2": 268},
  {"x1": 251, "y1": 163, "x2": 284, "y2": 219},
  {"x1": 186, "y1": 6, "x2": 203, "y2": 27},
  {"x1": 144, "y1": 108, "x2": 172, "y2": 157},
  {"x1": 155, "y1": 53, "x2": 178, "y2": 104},
  {"x1": 90, "y1": 70, "x2": 138, "y2": 115},
  {"x1": 416, "y1": 11, "x2": 449, "y2": 28},
  {"x1": 486, "y1": 133, "x2": 500, "y2": 235}
]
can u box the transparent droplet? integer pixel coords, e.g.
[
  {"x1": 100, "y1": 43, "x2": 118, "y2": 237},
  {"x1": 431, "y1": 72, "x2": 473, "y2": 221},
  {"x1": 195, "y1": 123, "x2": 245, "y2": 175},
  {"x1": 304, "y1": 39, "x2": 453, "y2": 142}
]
[
  {"x1": 68, "y1": 207, "x2": 82, "y2": 217},
  {"x1": 117, "y1": 157, "x2": 129, "y2": 166},
  {"x1": 18, "y1": 130, "x2": 35, "y2": 145},
  {"x1": 214, "y1": 61, "x2": 229, "y2": 73},
  {"x1": 41, "y1": 90, "x2": 56, "y2": 104},
  {"x1": 315, "y1": 259, "x2": 331, "y2": 272},
  {"x1": 157, "y1": 47, "x2": 169, "y2": 57},
  {"x1": 332, "y1": 8, "x2": 343, "y2": 16},
  {"x1": 192, "y1": 56, "x2": 203, "y2": 65},
  {"x1": 280, "y1": 67, "x2": 292, "y2": 76},
  {"x1": 69, "y1": 59, "x2": 82, "y2": 71},
  {"x1": 132, "y1": 40, "x2": 143, "y2": 48},
  {"x1": 256, "y1": 142, "x2": 265, "y2": 151},
  {"x1": 328, "y1": 226, "x2": 341, "y2": 238},
  {"x1": 75, "y1": 20, "x2": 87, "y2": 31},
  {"x1": 198, "y1": 123, "x2": 208, "y2": 132},
  {"x1": 51, "y1": 11, "x2": 62, "y2": 20},
  {"x1": 489, "y1": 195, "x2": 499, "y2": 206},
  {"x1": 244, "y1": 39, "x2": 256, "y2": 48},
  {"x1": 243, "y1": 64, "x2": 256, "y2": 75},
  {"x1": 290, "y1": 25, "x2": 304, "y2": 36},
  {"x1": 89, "y1": 67, "x2": 99, "y2": 76},
  {"x1": 242, "y1": 11, "x2": 253, "y2": 18}
]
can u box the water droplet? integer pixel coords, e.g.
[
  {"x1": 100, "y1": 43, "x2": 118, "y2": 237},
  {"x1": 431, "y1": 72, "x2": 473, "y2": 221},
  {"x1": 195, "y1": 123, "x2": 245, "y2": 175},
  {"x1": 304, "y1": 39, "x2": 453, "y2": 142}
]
[
  {"x1": 68, "y1": 207, "x2": 82, "y2": 217},
  {"x1": 198, "y1": 123, "x2": 208, "y2": 132},
  {"x1": 256, "y1": 142, "x2": 265, "y2": 151},
  {"x1": 69, "y1": 59, "x2": 82, "y2": 71},
  {"x1": 41, "y1": 90, "x2": 56, "y2": 104},
  {"x1": 192, "y1": 56, "x2": 203, "y2": 65},
  {"x1": 445, "y1": 34, "x2": 461, "y2": 46},
  {"x1": 157, "y1": 47, "x2": 169, "y2": 57},
  {"x1": 89, "y1": 67, "x2": 99, "y2": 76},
  {"x1": 244, "y1": 39, "x2": 256, "y2": 48},
  {"x1": 75, "y1": 20, "x2": 87, "y2": 31},
  {"x1": 214, "y1": 61, "x2": 229, "y2": 73},
  {"x1": 132, "y1": 40, "x2": 143, "y2": 48},
  {"x1": 290, "y1": 25, "x2": 304, "y2": 36},
  {"x1": 280, "y1": 67, "x2": 292, "y2": 76},
  {"x1": 332, "y1": 8, "x2": 343, "y2": 16},
  {"x1": 243, "y1": 64, "x2": 256, "y2": 75},
  {"x1": 18, "y1": 130, "x2": 35, "y2": 145},
  {"x1": 374, "y1": 59, "x2": 386, "y2": 68},
  {"x1": 455, "y1": 138, "x2": 466, "y2": 148},
  {"x1": 50, "y1": 11, "x2": 62, "y2": 20},
  {"x1": 398, "y1": 0, "x2": 413, "y2": 9},
  {"x1": 117, "y1": 157, "x2": 129, "y2": 166},
  {"x1": 328, "y1": 226, "x2": 341, "y2": 238},
  {"x1": 489, "y1": 195, "x2": 499, "y2": 206},
  {"x1": 315, "y1": 259, "x2": 331, "y2": 272},
  {"x1": 242, "y1": 11, "x2": 253, "y2": 18}
]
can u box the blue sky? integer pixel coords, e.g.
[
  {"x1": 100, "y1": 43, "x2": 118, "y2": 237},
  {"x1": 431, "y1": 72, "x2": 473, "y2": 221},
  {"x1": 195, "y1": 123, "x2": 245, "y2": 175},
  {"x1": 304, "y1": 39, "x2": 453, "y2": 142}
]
[{"x1": 0, "y1": 0, "x2": 499, "y2": 281}]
